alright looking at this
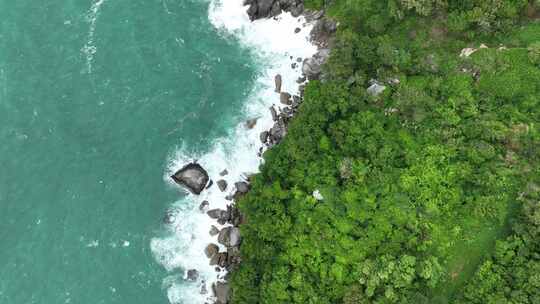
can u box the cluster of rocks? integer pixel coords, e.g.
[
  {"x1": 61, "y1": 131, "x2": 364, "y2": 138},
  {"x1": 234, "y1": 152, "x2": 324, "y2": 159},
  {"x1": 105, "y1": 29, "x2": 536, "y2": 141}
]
[
  {"x1": 167, "y1": 2, "x2": 338, "y2": 303},
  {"x1": 257, "y1": 17, "x2": 337, "y2": 150},
  {"x1": 170, "y1": 162, "x2": 247, "y2": 304},
  {"x1": 245, "y1": 0, "x2": 305, "y2": 20}
]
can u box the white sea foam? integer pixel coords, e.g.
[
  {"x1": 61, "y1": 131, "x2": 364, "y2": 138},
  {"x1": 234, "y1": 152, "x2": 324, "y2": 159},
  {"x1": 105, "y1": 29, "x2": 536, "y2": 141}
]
[
  {"x1": 150, "y1": 0, "x2": 317, "y2": 303},
  {"x1": 82, "y1": 0, "x2": 107, "y2": 74}
]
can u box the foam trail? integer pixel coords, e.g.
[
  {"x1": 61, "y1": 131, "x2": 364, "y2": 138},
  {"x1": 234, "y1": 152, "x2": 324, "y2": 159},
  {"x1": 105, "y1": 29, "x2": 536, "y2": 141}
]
[
  {"x1": 150, "y1": 0, "x2": 317, "y2": 303},
  {"x1": 82, "y1": 0, "x2": 106, "y2": 74}
]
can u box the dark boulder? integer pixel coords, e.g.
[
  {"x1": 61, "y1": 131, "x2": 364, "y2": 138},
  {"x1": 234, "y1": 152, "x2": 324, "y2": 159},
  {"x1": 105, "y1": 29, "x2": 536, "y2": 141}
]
[
  {"x1": 302, "y1": 49, "x2": 330, "y2": 80},
  {"x1": 294, "y1": 27, "x2": 301, "y2": 33},
  {"x1": 207, "y1": 209, "x2": 229, "y2": 224},
  {"x1": 199, "y1": 200, "x2": 209, "y2": 212},
  {"x1": 218, "y1": 227, "x2": 242, "y2": 248},
  {"x1": 270, "y1": 106, "x2": 278, "y2": 121},
  {"x1": 235, "y1": 182, "x2": 250, "y2": 194},
  {"x1": 260, "y1": 130, "x2": 269, "y2": 143},
  {"x1": 227, "y1": 246, "x2": 241, "y2": 263},
  {"x1": 217, "y1": 180, "x2": 228, "y2": 192},
  {"x1": 204, "y1": 243, "x2": 219, "y2": 259},
  {"x1": 209, "y1": 225, "x2": 220, "y2": 236},
  {"x1": 274, "y1": 74, "x2": 282, "y2": 93},
  {"x1": 171, "y1": 163, "x2": 209, "y2": 195},
  {"x1": 219, "y1": 169, "x2": 228, "y2": 176},
  {"x1": 310, "y1": 18, "x2": 337, "y2": 48},
  {"x1": 246, "y1": 0, "x2": 276, "y2": 20},
  {"x1": 280, "y1": 92, "x2": 292, "y2": 105},
  {"x1": 229, "y1": 206, "x2": 243, "y2": 227},
  {"x1": 304, "y1": 9, "x2": 324, "y2": 22},
  {"x1": 269, "y1": 119, "x2": 287, "y2": 143},
  {"x1": 270, "y1": 1, "x2": 281, "y2": 17},
  {"x1": 289, "y1": 3, "x2": 304, "y2": 17},
  {"x1": 213, "y1": 282, "x2": 230, "y2": 304}
]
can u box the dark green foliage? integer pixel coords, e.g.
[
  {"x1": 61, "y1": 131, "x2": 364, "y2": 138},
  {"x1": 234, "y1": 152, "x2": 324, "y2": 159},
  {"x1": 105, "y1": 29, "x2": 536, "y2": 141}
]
[{"x1": 231, "y1": 1, "x2": 539, "y2": 303}]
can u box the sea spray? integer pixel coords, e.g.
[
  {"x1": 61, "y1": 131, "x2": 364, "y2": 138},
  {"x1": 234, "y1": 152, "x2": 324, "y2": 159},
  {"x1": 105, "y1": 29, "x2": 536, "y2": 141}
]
[{"x1": 150, "y1": 0, "x2": 317, "y2": 302}]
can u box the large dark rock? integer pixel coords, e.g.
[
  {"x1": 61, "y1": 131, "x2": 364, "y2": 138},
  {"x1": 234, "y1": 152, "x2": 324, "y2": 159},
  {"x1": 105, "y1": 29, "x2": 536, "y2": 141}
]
[
  {"x1": 302, "y1": 49, "x2": 330, "y2": 80},
  {"x1": 274, "y1": 74, "x2": 282, "y2": 93},
  {"x1": 311, "y1": 18, "x2": 337, "y2": 46},
  {"x1": 304, "y1": 9, "x2": 324, "y2": 22},
  {"x1": 163, "y1": 211, "x2": 177, "y2": 224},
  {"x1": 226, "y1": 246, "x2": 242, "y2": 268},
  {"x1": 260, "y1": 130, "x2": 269, "y2": 143},
  {"x1": 246, "y1": 0, "x2": 276, "y2": 20},
  {"x1": 245, "y1": 0, "x2": 305, "y2": 20},
  {"x1": 207, "y1": 208, "x2": 230, "y2": 224},
  {"x1": 213, "y1": 282, "x2": 230, "y2": 304},
  {"x1": 217, "y1": 180, "x2": 228, "y2": 192},
  {"x1": 291, "y1": 4, "x2": 304, "y2": 17},
  {"x1": 204, "y1": 243, "x2": 219, "y2": 259},
  {"x1": 235, "y1": 182, "x2": 250, "y2": 194},
  {"x1": 280, "y1": 92, "x2": 292, "y2": 105},
  {"x1": 218, "y1": 227, "x2": 242, "y2": 248},
  {"x1": 210, "y1": 225, "x2": 220, "y2": 236},
  {"x1": 269, "y1": 119, "x2": 287, "y2": 143},
  {"x1": 171, "y1": 163, "x2": 209, "y2": 195},
  {"x1": 269, "y1": 106, "x2": 278, "y2": 121},
  {"x1": 210, "y1": 252, "x2": 228, "y2": 267}
]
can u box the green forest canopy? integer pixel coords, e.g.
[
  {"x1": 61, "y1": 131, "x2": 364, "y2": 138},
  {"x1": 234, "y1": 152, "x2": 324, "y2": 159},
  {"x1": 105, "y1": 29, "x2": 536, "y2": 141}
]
[{"x1": 231, "y1": 1, "x2": 540, "y2": 303}]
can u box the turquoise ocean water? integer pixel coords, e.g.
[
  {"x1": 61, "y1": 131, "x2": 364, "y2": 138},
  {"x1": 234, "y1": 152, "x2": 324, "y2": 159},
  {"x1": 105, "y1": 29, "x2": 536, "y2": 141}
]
[{"x1": 0, "y1": 0, "x2": 257, "y2": 303}]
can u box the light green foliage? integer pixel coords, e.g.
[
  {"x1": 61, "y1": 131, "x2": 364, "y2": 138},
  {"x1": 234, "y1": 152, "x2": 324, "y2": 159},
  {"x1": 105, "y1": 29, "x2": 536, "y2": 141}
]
[{"x1": 231, "y1": 1, "x2": 539, "y2": 303}]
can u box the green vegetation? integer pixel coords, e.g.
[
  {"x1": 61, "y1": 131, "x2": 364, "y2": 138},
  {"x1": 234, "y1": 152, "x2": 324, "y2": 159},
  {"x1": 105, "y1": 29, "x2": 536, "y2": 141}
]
[{"x1": 231, "y1": 1, "x2": 540, "y2": 303}]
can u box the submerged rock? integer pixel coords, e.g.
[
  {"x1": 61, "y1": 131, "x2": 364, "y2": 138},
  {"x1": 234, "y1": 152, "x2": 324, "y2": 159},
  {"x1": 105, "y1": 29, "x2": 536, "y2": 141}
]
[
  {"x1": 245, "y1": 118, "x2": 258, "y2": 129},
  {"x1": 171, "y1": 163, "x2": 209, "y2": 195},
  {"x1": 163, "y1": 211, "x2": 176, "y2": 224},
  {"x1": 186, "y1": 269, "x2": 199, "y2": 281}
]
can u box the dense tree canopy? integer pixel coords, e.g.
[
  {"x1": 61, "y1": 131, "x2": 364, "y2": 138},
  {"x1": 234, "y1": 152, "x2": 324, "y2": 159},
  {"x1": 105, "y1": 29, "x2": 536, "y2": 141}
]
[{"x1": 231, "y1": 1, "x2": 540, "y2": 303}]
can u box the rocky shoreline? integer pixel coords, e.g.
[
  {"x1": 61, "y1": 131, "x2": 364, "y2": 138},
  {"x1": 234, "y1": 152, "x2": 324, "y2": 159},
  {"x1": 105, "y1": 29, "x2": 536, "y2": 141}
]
[{"x1": 169, "y1": 1, "x2": 336, "y2": 303}]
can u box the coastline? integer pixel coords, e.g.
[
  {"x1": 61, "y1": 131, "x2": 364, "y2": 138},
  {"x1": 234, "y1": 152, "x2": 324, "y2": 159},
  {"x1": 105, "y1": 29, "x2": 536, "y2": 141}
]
[{"x1": 152, "y1": 1, "x2": 335, "y2": 303}]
